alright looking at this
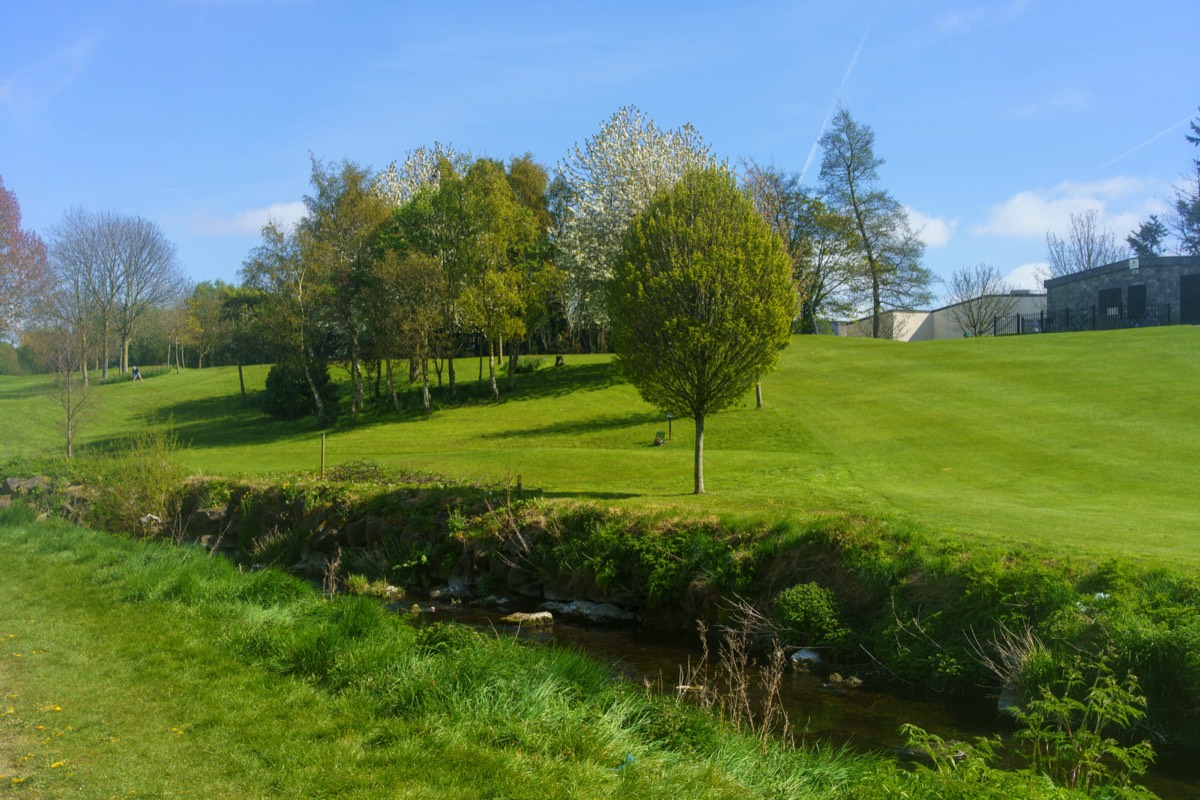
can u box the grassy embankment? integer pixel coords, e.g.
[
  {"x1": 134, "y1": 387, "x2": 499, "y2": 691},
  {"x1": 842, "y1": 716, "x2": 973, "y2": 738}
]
[
  {"x1": 2, "y1": 508, "x2": 1105, "y2": 800},
  {"x1": 3, "y1": 327, "x2": 1198, "y2": 566}
]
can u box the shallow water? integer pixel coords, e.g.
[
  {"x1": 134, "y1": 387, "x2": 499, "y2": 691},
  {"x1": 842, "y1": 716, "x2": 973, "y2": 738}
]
[{"x1": 410, "y1": 603, "x2": 1200, "y2": 799}]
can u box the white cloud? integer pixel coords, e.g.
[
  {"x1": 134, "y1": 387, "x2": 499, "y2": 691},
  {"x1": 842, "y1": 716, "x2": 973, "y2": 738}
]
[
  {"x1": 1002, "y1": 262, "x2": 1048, "y2": 292},
  {"x1": 972, "y1": 177, "x2": 1169, "y2": 240},
  {"x1": 906, "y1": 207, "x2": 959, "y2": 248},
  {"x1": 189, "y1": 201, "x2": 306, "y2": 236}
]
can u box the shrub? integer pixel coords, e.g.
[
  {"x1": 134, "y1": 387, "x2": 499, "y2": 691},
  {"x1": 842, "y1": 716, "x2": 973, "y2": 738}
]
[
  {"x1": 262, "y1": 359, "x2": 339, "y2": 425},
  {"x1": 88, "y1": 427, "x2": 189, "y2": 537},
  {"x1": 773, "y1": 581, "x2": 848, "y2": 648}
]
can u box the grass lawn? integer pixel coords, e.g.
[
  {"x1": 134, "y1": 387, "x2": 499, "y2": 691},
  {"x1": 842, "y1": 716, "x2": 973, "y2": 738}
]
[{"x1": 3, "y1": 327, "x2": 1198, "y2": 566}]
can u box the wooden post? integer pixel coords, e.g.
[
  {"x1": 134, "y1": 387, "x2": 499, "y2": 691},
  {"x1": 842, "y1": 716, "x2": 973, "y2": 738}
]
[{"x1": 321, "y1": 432, "x2": 326, "y2": 480}]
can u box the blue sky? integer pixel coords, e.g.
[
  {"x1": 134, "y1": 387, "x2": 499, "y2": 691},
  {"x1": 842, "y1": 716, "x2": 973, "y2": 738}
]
[{"x1": 3, "y1": 1, "x2": 1197, "y2": 303}]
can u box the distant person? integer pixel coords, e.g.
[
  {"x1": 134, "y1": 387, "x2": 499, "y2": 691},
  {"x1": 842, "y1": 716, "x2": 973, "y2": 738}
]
[{"x1": 132, "y1": 366, "x2": 143, "y2": 383}]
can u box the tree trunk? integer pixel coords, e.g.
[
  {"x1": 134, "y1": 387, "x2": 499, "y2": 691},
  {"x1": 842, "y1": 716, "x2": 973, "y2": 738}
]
[
  {"x1": 488, "y1": 341, "x2": 499, "y2": 402},
  {"x1": 421, "y1": 357, "x2": 431, "y2": 414},
  {"x1": 871, "y1": 274, "x2": 882, "y2": 339},
  {"x1": 693, "y1": 414, "x2": 705, "y2": 494},
  {"x1": 65, "y1": 374, "x2": 74, "y2": 459},
  {"x1": 80, "y1": 332, "x2": 89, "y2": 387},
  {"x1": 102, "y1": 320, "x2": 110, "y2": 378},
  {"x1": 237, "y1": 361, "x2": 247, "y2": 404},
  {"x1": 386, "y1": 359, "x2": 399, "y2": 411},
  {"x1": 755, "y1": 379, "x2": 763, "y2": 408},
  {"x1": 448, "y1": 356, "x2": 456, "y2": 396},
  {"x1": 301, "y1": 358, "x2": 327, "y2": 426},
  {"x1": 507, "y1": 346, "x2": 519, "y2": 391}
]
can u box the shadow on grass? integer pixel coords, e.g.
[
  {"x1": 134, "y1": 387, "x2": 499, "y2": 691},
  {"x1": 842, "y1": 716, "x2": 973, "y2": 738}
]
[
  {"x1": 502, "y1": 362, "x2": 623, "y2": 402},
  {"x1": 477, "y1": 411, "x2": 654, "y2": 440},
  {"x1": 89, "y1": 393, "x2": 314, "y2": 452}
]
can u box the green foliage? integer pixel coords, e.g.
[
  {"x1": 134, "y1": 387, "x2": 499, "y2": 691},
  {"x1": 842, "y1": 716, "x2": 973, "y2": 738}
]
[
  {"x1": 261, "y1": 359, "x2": 339, "y2": 423},
  {"x1": 1013, "y1": 655, "x2": 1155, "y2": 794},
  {"x1": 773, "y1": 581, "x2": 848, "y2": 648},
  {"x1": 540, "y1": 507, "x2": 750, "y2": 606},
  {"x1": 609, "y1": 166, "x2": 794, "y2": 422}
]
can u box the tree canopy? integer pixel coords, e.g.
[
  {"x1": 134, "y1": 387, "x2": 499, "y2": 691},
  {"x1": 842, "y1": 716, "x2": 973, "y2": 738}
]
[{"x1": 608, "y1": 167, "x2": 794, "y2": 494}]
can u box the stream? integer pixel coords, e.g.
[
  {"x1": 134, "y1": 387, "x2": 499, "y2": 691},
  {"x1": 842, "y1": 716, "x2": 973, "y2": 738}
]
[{"x1": 408, "y1": 603, "x2": 1200, "y2": 800}]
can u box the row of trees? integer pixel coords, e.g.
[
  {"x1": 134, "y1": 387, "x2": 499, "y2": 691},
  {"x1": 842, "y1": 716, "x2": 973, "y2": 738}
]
[{"x1": 2, "y1": 106, "x2": 937, "y2": 461}]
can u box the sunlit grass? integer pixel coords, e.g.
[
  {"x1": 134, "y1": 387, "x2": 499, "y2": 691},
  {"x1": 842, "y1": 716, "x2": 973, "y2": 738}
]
[{"x1": 3, "y1": 326, "x2": 1199, "y2": 565}]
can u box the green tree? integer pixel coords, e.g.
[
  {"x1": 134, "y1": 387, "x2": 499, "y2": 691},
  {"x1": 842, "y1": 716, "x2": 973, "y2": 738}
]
[
  {"x1": 819, "y1": 108, "x2": 933, "y2": 338},
  {"x1": 302, "y1": 157, "x2": 393, "y2": 420},
  {"x1": 1126, "y1": 214, "x2": 1169, "y2": 258},
  {"x1": 609, "y1": 167, "x2": 794, "y2": 494},
  {"x1": 220, "y1": 286, "x2": 268, "y2": 404},
  {"x1": 240, "y1": 220, "x2": 334, "y2": 425},
  {"x1": 185, "y1": 281, "x2": 232, "y2": 369}
]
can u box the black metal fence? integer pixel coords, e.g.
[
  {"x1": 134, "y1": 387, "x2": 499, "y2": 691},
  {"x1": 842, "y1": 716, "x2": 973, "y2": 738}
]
[{"x1": 992, "y1": 303, "x2": 1174, "y2": 336}]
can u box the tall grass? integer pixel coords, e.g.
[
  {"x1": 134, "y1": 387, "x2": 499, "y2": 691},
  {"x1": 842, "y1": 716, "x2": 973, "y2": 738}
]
[{"x1": 0, "y1": 510, "x2": 1110, "y2": 799}]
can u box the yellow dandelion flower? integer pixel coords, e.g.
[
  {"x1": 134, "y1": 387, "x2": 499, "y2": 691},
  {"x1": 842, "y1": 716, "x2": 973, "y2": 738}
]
[{"x1": 50, "y1": 760, "x2": 67, "y2": 768}]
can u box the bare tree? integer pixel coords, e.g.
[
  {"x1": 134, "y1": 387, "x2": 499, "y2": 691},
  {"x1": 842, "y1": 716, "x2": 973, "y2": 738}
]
[
  {"x1": 42, "y1": 281, "x2": 98, "y2": 457},
  {"x1": 946, "y1": 264, "x2": 1019, "y2": 337},
  {"x1": 50, "y1": 209, "x2": 122, "y2": 377},
  {"x1": 1045, "y1": 209, "x2": 1127, "y2": 278},
  {"x1": 113, "y1": 215, "x2": 184, "y2": 373}
]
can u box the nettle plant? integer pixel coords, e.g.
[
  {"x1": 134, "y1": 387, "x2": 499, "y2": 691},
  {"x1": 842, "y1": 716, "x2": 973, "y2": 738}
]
[{"x1": 1013, "y1": 654, "x2": 1155, "y2": 794}]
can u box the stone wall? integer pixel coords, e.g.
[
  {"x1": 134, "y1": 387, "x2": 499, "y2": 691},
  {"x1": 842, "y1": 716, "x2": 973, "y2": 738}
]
[{"x1": 1045, "y1": 256, "x2": 1200, "y2": 320}]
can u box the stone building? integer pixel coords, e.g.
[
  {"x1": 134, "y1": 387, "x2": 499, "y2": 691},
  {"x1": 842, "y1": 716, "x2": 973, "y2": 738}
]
[{"x1": 1044, "y1": 255, "x2": 1200, "y2": 326}]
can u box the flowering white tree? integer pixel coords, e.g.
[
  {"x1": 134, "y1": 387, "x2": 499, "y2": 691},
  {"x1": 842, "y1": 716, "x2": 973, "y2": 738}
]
[
  {"x1": 374, "y1": 142, "x2": 470, "y2": 207},
  {"x1": 556, "y1": 106, "x2": 717, "y2": 338}
]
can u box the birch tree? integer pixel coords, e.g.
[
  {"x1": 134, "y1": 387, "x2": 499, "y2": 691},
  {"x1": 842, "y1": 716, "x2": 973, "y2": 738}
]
[{"x1": 557, "y1": 106, "x2": 717, "y2": 342}]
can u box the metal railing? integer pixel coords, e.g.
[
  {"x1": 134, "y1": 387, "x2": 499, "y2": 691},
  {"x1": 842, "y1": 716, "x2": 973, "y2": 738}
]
[{"x1": 993, "y1": 304, "x2": 1174, "y2": 336}]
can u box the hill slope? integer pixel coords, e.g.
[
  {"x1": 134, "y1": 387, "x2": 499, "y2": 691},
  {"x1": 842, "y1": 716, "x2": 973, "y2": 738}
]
[{"x1": 3, "y1": 327, "x2": 1198, "y2": 564}]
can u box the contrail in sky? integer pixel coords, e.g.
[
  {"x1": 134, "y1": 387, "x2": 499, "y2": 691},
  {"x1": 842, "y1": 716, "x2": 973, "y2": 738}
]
[
  {"x1": 801, "y1": 23, "x2": 873, "y2": 184},
  {"x1": 1084, "y1": 113, "x2": 1195, "y2": 177}
]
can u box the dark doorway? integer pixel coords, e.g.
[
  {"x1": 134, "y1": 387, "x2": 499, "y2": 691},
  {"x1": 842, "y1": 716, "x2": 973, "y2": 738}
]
[
  {"x1": 1128, "y1": 284, "x2": 1147, "y2": 322},
  {"x1": 1098, "y1": 287, "x2": 1123, "y2": 329},
  {"x1": 1183, "y1": 274, "x2": 1200, "y2": 325}
]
